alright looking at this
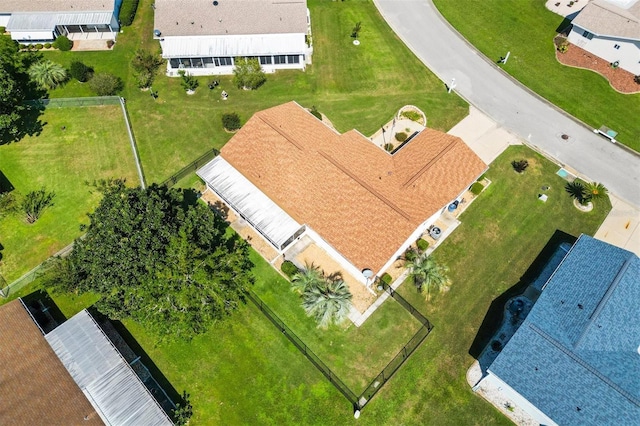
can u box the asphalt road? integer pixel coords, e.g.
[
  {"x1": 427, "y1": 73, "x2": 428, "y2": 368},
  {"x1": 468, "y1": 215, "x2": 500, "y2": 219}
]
[{"x1": 375, "y1": 0, "x2": 640, "y2": 207}]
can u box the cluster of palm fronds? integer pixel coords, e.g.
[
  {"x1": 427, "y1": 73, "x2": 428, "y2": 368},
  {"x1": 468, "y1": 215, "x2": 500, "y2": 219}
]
[{"x1": 565, "y1": 181, "x2": 608, "y2": 205}]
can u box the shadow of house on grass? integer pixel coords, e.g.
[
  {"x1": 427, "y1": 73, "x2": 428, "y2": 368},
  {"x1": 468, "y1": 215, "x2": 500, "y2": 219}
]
[{"x1": 468, "y1": 230, "x2": 577, "y2": 363}]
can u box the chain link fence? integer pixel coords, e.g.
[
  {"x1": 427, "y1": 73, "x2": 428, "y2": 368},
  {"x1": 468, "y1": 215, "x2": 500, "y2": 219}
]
[
  {"x1": 161, "y1": 148, "x2": 219, "y2": 187},
  {"x1": 24, "y1": 96, "x2": 121, "y2": 108}
]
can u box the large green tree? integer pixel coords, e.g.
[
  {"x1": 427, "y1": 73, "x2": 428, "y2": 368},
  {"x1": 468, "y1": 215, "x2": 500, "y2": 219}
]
[
  {"x1": 28, "y1": 60, "x2": 67, "y2": 90},
  {"x1": 52, "y1": 180, "x2": 253, "y2": 339},
  {"x1": 407, "y1": 254, "x2": 451, "y2": 301}
]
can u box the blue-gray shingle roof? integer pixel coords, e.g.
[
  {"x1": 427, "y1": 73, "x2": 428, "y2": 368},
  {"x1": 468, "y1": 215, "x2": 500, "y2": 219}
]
[{"x1": 488, "y1": 235, "x2": 640, "y2": 425}]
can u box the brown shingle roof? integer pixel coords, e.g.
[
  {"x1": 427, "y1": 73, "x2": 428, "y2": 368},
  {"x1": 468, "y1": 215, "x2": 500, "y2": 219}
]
[
  {"x1": 154, "y1": 0, "x2": 308, "y2": 37},
  {"x1": 0, "y1": 300, "x2": 102, "y2": 425},
  {"x1": 221, "y1": 102, "x2": 486, "y2": 273},
  {"x1": 572, "y1": 0, "x2": 640, "y2": 40}
]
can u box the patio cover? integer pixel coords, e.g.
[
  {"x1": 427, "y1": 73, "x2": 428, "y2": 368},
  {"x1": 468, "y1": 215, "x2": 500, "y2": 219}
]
[
  {"x1": 46, "y1": 310, "x2": 172, "y2": 426},
  {"x1": 197, "y1": 156, "x2": 304, "y2": 251},
  {"x1": 160, "y1": 33, "x2": 305, "y2": 58}
]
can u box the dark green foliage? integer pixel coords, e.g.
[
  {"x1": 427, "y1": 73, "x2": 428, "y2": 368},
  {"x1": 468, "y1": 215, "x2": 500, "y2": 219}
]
[
  {"x1": 404, "y1": 247, "x2": 418, "y2": 262},
  {"x1": 565, "y1": 180, "x2": 587, "y2": 204},
  {"x1": 477, "y1": 173, "x2": 486, "y2": 181},
  {"x1": 635, "y1": 75, "x2": 640, "y2": 85},
  {"x1": 309, "y1": 105, "x2": 322, "y2": 120},
  {"x1": 233, "y1": 57, "x2": 266, "y2": 90},
  {"x1": 380, "y1": 273, "x2": 392, "y2": 285},
  {"x1": 173, "y1": 391, "x2": 193, "y2": 426},
  {"x1": 34, "y1": 44, "x2": 43, "y2": 50},
  {"x1": 69, "y1": 61, "x2": 91, "y2": 82},
  {"x1": 0, "y1": 37, "x2": 31, "y2": 141},
  {"x1": 88, "y1": 72, "x2": 123, "y2": 96},
  {"x1": 281, "y1": 260, "x2": 299, "y2": 278},
  {"x1": 130, "y1": 49, "x2": 163, "y2": 88},
  {"x1": 0, "y1": 192, "x2": 18, "y2": 216},
  {"x1": 511, "y1": 159, "x2": 529, "y2": 173},
  {"x1": 44, "y1": 43, "x2": 51, "y2": 49},
  {"x1": 351, "y1": 21, "x2": 362, "y2": 38},
  {"x1": 119, "y1": 0, "x2": 140, "y2": 26},
  {"x1": 416, "y1": 238, "x2": 429, "y2": 252},
  {"x1": 222, "y1": 112, "x2": 241, "y2": 131},
  {"x1": 53, "y1": 180, "x2": 254, "y2": 340},
  {"x1": 0, "y1": 27, "x2": 5, "y2": 34},
  {"x1": 53, "y1": 35, "x2": 72, "y2": 51},
  {"x1": 22, "y1": 187, "x2": 55, "y2": 223},
  {"x1": 470, "y1": 181, "x2": 484, "y2": 195},
  {"x1": 395, "y1": 132, "x2": 407, "y2": 142},
  {"x1": 384, "y1": 143, "x2": 394, "y2": 152},
  {"x1": 178, "y1": 70, "x2": 199, "y2": 92}
]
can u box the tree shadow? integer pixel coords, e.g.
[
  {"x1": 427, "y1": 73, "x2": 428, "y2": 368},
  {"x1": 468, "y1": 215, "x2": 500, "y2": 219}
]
[
  {"x1": 21, "y1": 289, "x2": 68, "y2": 333},
  {"x1": 0, "y1": 102, "x2": 47, "y2": 145},
  {"x1": 0, "y1": 170, "x2": 14, "y2": 193},
  {"x1": 468, "y1": 230, "x2": 577, "y2": 360}
]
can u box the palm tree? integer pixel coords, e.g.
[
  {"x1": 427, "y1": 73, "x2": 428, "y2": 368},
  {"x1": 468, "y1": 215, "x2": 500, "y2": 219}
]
[
  {"x1": 291, "y1": 262, "x2": 323, "y2": 295},
  {"x1": 565, "y1": 181, "x2": 587, "y2": 205},
  {"x1": 28, "y1": 60, "x2": 67, "y2": 89},
  {"x1": 302, "y1": 277, "x2": 352, "y2": 328},
  {"x1": 584, "y1": 182, "x2": 608, "y2": 202},
  {"x1": 406, "y1": 254, "x2": 451, "y2": 301}
]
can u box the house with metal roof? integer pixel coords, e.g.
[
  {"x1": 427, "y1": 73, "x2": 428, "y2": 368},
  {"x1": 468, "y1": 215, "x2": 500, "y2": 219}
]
[
  {"x1": 197, "y1": 102, "x2": 486, "y2": 285},
  {"x1": 567, "y1": 0, "x2": 640, "y2": 75},
  {"x1": 0, "y1": 299, "x2": 174, "y2": 425},
  {"x1": 0, "y1": 0, "x2": 120, "y2": 44},
  {"x1": 479, "y1": 235, "x2": 640, "y2": 425},
  {"x1": 153, "y1": 0, "x2": 311, "y2": 76}
]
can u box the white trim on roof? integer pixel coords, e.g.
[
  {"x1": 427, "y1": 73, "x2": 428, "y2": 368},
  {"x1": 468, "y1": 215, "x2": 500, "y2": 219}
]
[
  {"x1": 45, "y1": 311, "x2": 172, "y2": 426},
  {"x1": 7, "y1": 11, "x2": 114, "y2": 31},
  {"x1": 197, "y1": 156, "x2": 304, "y2": 251},
  {"x1": 159, "y1": 33, "x2": 306, "y2": 58}
]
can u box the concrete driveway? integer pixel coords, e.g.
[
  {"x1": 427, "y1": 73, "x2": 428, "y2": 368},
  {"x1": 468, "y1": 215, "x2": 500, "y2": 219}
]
[{"x1": 374, "y1": 0, "x2": 640, "y2": 208}]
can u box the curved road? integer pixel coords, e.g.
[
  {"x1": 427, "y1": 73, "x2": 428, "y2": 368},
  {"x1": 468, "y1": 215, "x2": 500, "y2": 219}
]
[{"x1": 375, "y1": 0, "x2": 640, "y2": 207}]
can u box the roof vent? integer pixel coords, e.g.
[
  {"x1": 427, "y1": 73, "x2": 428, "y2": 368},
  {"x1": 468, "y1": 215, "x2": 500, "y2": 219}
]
[
  {"x1": 153, "y1": 29, "x2": 161, "y2": 37},
  {"x1": 213, "y1": 0, "x2": 219, "y2": 5}
]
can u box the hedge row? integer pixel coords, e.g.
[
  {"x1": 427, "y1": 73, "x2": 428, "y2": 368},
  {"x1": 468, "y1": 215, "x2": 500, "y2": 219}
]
[{"x1": 119, "y1": 0, "x2": 140, "y2": 26}]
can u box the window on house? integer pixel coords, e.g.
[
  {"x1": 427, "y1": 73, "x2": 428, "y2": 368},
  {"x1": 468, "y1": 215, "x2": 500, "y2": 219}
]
[
  {"x1": 259, "y1": 56, "x2": 272, "y2": 65},
  {"x1": 287, "y1": 55, "x2": 300, "y2": 64},
  {"x1": 582, "y1": 30, "x2": 594, "y2": 40},
  {"x1": 214, "y1": 57, "x2": 232, "y2": 66},
  {"x1": 273, "y1": 55, "x2": 287, "y2": 64},
  {"x1": 614, "y1": 44, "x2": 620, "y2": 50}
]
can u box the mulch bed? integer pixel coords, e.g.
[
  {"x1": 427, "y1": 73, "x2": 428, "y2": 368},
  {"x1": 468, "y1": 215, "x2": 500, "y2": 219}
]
[{"x1": 556, "y1": 43, "x2": 640, "y2": 94}]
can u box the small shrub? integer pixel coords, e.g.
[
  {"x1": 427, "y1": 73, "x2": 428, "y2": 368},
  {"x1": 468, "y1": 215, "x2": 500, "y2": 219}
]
[
  {"x1": 634, "y1": 75, "x2": 640, "y2": 85},
  {"x1": 309, "y1": 105, "x2": 322, "y2": 120},
  {"x1": 380, "y1": 273, "x2": 392, "y2": 285},
  {"x1": 44, "y1": 42, "x2": 52, "y2": 49},
  {"x1": 35, "y1": 43, "x2": 44, "y2": 50},
  {"x1": 554, "y1": 35, "x2": 569, "y2": 53},
  {"x1": 477, "y1": 173, "x2": 486, "y2": 182},
  {"x1": 222, "y1": 113, "x2": 241, "y2": 131},
  {"x1": 22, "y1": 187, "x2": 55, "y2": 224},
  {"x1": 19, "y1": 44, "x2": 27, "y2": 50},
  {"x1": 178, "y1": 70, "x2": 199, "y2": 92},
  {"x1": 470, "y1": 182, "x2": 484, "y2": 195},
  {"x1": 53, "y1": 35, "x2": 72, "y2": 51},
  {"x1": 384, "y1": 143, "x2": 394, "y2": 152},
  {"x1": 88, "y1": 72, "x2": 123, "y2": 96},
  {"x1": 400, "y1": 110, "x2": 422, "y2": 122},
  {"x1": 0, "y1": 26, "x2": 5, "y2": 34},
  {"x1": 119, "y1": 0, "x2": 140, "y2": 26},
  {"x1": 511, "y1": 159, "x2": 529, "y2": 173},
  {"x1": 351, "y1": 21, "x2": 362, "y2": 38},
  {"x1": 107, "y1": 40, "x2": 115, "y2": 49},
  {"x1": 395, "y1": 132, "x2": 407, "y2": 142},
  {"x1": 404, "y1": 247, "x2": 417, "y2": 262},
  {"x1": 69, "y1": 61, "x2": 90, "y2": 82},
  {"x1": 281, "y1": 260, "x2": 299, "y2": 278},
  {"x1": 233, "y1": 57, "x2": 266, "y2": 90},
  {"x1": 0, "y1": 192, "x2": 19, "y2": 216},
  {"x1": 416, "y1": 238, "x2": 429, "y2": 252}
]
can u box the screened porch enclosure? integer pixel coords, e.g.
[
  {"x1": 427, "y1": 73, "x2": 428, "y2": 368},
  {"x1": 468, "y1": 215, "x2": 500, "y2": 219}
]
[
  {"x1": 197, "y1": 156, "x2": 305, "y2": 252},
  {"x1": 168, "y1": 54, "x2": 302, "y2": 70}
]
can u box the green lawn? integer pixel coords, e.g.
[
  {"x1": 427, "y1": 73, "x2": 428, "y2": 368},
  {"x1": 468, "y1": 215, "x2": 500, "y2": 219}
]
[
  {"x1": 433, "y1": 0, "x2": 640, "y2": 151},
  {"x1": 44, "y1": 0, "x2": 468, "y2": 183},
  {"x1": 0, "y1": 106, "x2": 138, "y2": 282},
  {"x1": 250, "y1": 250, "x2": 423, "y2": 393}
]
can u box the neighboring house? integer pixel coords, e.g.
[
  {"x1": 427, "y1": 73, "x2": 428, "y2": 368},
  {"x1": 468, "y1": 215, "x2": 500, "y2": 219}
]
[
  {"x1": 480, "y1": 235, "x2": 640, "y2": 425},
  {"x1": 197, "y1": 102, "x2": 486, "y2": 285},
  {"x1": 0, "y1": 299, "x2": 173, "y2": 425},
  {"x1": 567, "y1": 0, "x2": 640, "y2": 75},
  {"x1": 153, "y1": 0, "x2": 311, "y2": 76},
  {"x1": 0, "y1": 0, "x2": 120, "y2": 44}
]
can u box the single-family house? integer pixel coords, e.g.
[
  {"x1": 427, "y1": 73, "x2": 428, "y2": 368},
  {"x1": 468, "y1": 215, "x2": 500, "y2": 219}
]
[
  {"x1": 0, "y1": 0, "x2": 120, "y2": 44},
  {"x1": 0, "y1": 299, "x2": 173, "y2": 425},
  {"x1": 567, "y1": 0, "x2": 640, "y2": 75},
  {"x1": 197, "y1": 102, "x2": 486, "y2": 285},
  {"x1": 153, "y1": 0, "x2": 311, "y2": 76},
  {"x1": 480, "y1": 235, "x2": 640, "y2": 425}
]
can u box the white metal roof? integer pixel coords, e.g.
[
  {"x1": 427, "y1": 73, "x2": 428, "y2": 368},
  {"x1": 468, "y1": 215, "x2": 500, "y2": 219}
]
[
  {"x1": 197, "y1": 156, "x2": 304, "y2": 250},
  {"x1": 0, "y1": 0, "x2": 113, "y2": 14},
  {"x1": 160, "y1": 33, "x2": 305, "y2": 58},
  {"x1": 46, "y1": 311, "x2": 173, "y2": 426},
  {"x1": 7, "y1": 12, "x2": 113, "y2": 31}
]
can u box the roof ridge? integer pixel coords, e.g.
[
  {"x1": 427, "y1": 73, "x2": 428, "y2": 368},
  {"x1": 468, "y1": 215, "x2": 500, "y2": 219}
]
[
  {"x1": 257, "y1": 114, "x2": 305, "y2": 151},
  {"x1": 593, "y1": 0, "x2": 639, "y2": 22},
  {"x1": 318, "y1": 151, "x2": 412, "y2": 221},
  {"x1": 529, "y1": 323, "x2": 640, "y2": 407},
  {"x1": 401, "y1": 137, "x2": 458, "y2": 188}
]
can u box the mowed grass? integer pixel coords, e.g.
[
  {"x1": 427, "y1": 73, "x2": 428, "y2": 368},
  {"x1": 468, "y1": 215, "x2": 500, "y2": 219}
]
[
  {"x1": 0, "y1": 106, "x2": 138, "y2": 282},
  {"x1": 44, "y1": 0, "x2": 468, "y2": 183},
  {"x1": 433, "y1": 0, "x2": 640, "y2": 151},
  {"x1": 250, "y1": 250, "x2": 423, "y2": 393}
]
